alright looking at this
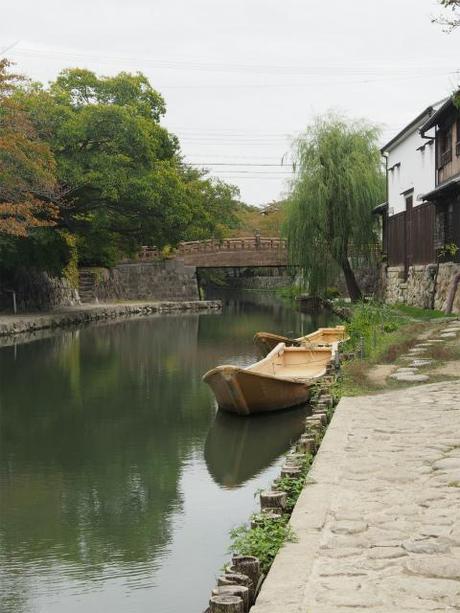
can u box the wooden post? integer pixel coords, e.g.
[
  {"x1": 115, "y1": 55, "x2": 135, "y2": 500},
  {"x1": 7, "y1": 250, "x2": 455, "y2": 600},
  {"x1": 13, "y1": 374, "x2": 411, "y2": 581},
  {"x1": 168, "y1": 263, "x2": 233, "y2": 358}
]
[
  {"x1": 231, "y1": 555, "x2": 261, "y2": 603},
  {"x1": 260, "y1": 490, "x2": 287, "y2": 512},
  {"x1": 251, "y1": 511, "x2": 282, "y2": 528},
  {"x1": 285, "y1": 452, "x2": 304, "y2": 465},
  {"x1": 297, "y1": 435, "x2": 316, "y2": 454},
  {"x1": 209, "y1": 594, "x2": 244, "y2": 613},
  {"x1": 334, "y1": 346, "x2": 340, "y2": 370},
  {"x1": 212, "y1": 585, "x2": 250, "y2": 612},
  {"x1": 319, "y1": 394, "x2": 333, "y2": 407},
  {"x1": 310, "y1": 411, "x2": 328, "y2": 425},
  {"x1": 305, "y1": 416, "x2": 323, "y2": 429},
  {"x1": 280, "y1": 465, "x2": 302, "y2": 478},
  {"x1": 218, "y1": 572, "x2": 252, "y2": 590}
]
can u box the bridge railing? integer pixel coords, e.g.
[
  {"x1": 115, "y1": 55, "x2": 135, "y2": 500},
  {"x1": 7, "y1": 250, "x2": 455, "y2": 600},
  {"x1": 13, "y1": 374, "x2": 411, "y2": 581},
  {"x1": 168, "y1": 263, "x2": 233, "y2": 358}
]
[
  {"x1": 177, "y1": 237, "x2": 287, "y2": 254},
  {"x1": 138, "y1": 246, "x2": 161, "y2": 261},
  {"x1": 138, "y1": 237, "x2": 287, "y2": 261}
]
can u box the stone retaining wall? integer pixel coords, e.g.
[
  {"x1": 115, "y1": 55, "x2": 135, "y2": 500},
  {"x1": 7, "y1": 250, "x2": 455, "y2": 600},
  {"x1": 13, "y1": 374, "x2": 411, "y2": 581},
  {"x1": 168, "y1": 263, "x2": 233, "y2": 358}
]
[
  {"x1": 81, "y1": 260, "x2": 199, "y2": 303},
  {"x1": 0, "y1": 300, "x2": 221, "y2": 339},
  {"x1": 385, "y1": 262, "x2": 460, "y2": 312},
  {"x1": 0, "y1": 270, "x2": 79, "y2": 312},
  {"x1": 434, "y1": 262, "x2": 460, "y2": 312}
]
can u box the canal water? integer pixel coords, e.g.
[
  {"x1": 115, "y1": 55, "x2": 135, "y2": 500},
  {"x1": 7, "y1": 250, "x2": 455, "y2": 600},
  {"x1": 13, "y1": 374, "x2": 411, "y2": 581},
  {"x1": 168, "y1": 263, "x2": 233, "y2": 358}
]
[{"x1": 0, "y1": 292, "x2": 335, "y2": 613}]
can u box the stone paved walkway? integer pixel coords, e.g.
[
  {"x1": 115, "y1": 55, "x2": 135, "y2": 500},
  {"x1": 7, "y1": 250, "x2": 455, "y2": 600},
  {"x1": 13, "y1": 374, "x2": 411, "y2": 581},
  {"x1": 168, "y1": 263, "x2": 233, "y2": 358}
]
[{"x1": 252, "y1": 380, "x2": 460, "y2": 612}]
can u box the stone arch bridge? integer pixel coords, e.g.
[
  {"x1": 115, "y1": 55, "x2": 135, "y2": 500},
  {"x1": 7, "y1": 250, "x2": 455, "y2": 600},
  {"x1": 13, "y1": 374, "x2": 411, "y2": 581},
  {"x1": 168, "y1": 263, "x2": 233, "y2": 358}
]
[
  {"x1": 139, "y1": 236, "x2": 289, "y2": 268},
  {"x1": 78, "y1": 237, "x2": 290, "y2": 303}
]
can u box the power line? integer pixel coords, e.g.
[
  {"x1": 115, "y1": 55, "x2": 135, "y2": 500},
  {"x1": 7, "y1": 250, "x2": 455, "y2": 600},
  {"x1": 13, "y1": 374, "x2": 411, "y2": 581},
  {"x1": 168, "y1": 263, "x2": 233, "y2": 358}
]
[
  {"x1": 8, "y1": 46, "x2": 457, "y2": 87},
  {"x1": 0, "y1": 40, "x2": 20, "y2": 55},
  {"x1": 206, "y1": 171, "x2": 294, "y2": 175},
  {"x1": 10, "y1": 45, "x2": 459, "y2": 76},
  {"x1": 211, "y1": 176, "x2": 290, "y2": 180},
  {"x1": 188, "y1": 162, "x2": 290, "y2": 167}
]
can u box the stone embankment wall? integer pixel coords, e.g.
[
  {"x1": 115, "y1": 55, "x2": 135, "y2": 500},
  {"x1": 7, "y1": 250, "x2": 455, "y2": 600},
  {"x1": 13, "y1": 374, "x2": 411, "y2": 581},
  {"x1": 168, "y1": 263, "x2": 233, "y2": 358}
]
[
  {"x1": 0, "y1": 270, "x2": 79, "y2": 312},
  {"x1": 434, "y1": 262, "x2": 460, "y2": 312},
  {"x1": 385, "y1": 262, "x2": 460, "y2": 312},
  {"x1": 0, "y1": 300, "x2": 222, "y2": 338},
  {"x1": 1, "y1": 260, "x2": 200, "y2": 312},
  {"x1": 79, "y1": 261, "x2": 199, "y2": 303}
]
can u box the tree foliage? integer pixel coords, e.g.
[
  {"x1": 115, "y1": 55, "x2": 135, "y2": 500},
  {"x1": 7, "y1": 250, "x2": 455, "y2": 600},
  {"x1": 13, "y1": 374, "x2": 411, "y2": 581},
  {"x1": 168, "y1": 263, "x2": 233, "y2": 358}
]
[
  {"x1": 0, "y1": 59, "x2": 59, "y2": 237},
  {"x1": 434, "y1": 0, "x2": 460, "y2": 30},
  {"x1": 9, "y1": 67, "x2": 241, "y2": 267},
  {"x1": 286, "y1": 115, "x2": 384, "y2": 301},
  {"x1": 231, "y1": 201, "x2": 285, "y2": 237}
]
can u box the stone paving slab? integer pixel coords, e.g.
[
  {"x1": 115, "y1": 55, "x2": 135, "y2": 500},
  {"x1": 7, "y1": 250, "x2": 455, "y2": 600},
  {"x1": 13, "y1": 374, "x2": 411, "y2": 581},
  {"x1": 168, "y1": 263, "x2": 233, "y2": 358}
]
[{"x1": 252, "y1": 381, "x2": 460, "y2": 612}]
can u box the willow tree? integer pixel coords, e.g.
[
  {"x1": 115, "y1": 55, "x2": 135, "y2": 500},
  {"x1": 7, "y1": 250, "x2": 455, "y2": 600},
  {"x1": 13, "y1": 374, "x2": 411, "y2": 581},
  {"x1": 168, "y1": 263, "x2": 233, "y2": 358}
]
[{"x1": 286, "y1": 115, "x2": 384, "y2": 302}]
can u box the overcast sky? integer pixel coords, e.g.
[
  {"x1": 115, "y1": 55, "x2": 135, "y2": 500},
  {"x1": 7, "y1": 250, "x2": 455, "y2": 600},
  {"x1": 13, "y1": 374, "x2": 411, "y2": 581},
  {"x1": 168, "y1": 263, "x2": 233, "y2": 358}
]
[{"x1": 1, "y1": 0, "x2": 459, "y2": 206}]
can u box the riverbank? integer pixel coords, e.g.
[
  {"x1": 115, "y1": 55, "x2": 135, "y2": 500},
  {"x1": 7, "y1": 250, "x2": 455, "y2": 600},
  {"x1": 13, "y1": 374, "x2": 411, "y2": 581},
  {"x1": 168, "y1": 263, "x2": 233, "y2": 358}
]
[
  {"x1": 252, "y1": 320, "x2": 460, "y2": 612},
  {"x1": 0, "y1": 300, "x2": 222, "y2": 338}
]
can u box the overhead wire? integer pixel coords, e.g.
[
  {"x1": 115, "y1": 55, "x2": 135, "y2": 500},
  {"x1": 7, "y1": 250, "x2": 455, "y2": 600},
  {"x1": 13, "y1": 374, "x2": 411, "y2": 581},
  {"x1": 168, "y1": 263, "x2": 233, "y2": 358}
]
[{"x1": 6, "y1": 46, "x2": 458, "y2": 88}]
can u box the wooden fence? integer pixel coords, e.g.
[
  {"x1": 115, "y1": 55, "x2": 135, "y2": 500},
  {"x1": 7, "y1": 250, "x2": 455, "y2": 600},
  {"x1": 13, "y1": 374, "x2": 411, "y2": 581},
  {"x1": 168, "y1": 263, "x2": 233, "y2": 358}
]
[{"x1": 387, "y1": 203, "x2": 436, "y2": 268}]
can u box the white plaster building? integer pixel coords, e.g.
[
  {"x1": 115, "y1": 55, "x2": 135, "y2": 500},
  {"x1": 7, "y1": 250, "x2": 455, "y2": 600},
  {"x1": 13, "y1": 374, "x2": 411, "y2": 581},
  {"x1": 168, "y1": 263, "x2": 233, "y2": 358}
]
[{"x1": 381, "y1": 101, "x2": 445, "y2": 216}]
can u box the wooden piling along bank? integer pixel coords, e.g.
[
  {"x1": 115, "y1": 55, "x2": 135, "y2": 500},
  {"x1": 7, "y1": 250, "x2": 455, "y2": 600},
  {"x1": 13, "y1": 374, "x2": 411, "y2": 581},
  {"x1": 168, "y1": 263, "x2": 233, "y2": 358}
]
[{"x1": 204, "y1": 359, "x2": 342, "y2": 612}]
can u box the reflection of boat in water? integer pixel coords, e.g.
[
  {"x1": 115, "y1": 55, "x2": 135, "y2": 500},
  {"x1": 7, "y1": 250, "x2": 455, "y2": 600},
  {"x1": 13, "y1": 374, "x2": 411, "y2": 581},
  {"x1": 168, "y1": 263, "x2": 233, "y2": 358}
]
[
  {"x1": 202, "y1": 343, "x2": 332, "y2": 415},
  {"x1": 254, "y1": 325, "x2": 348, "y2": 356},
  {"x1": 204, "y1": 406, "x2": 308, "y2": 488}
]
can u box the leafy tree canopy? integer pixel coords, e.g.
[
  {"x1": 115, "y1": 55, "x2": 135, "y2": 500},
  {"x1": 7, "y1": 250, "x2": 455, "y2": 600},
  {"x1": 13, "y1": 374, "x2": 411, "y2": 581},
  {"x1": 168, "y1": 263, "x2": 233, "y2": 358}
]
[
  {"x1": 232, "y1": 201, "x2": 286, "y2": 238},
  {"x1": 0, "y1": 59, "x2": 59, "y2": 237},
  {"x1": 286, "y1": 114, "x2": 385, "y2": 302},
  {"x1": 14, "y1": 67, "x2": 241, "y2": 266}
]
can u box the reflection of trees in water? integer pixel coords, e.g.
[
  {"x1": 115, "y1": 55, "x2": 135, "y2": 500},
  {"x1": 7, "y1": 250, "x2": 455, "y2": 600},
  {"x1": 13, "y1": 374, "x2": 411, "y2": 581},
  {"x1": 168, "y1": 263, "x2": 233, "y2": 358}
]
[
  {"x1": 0, "y1": 315, "x2": 213, "y2": 593},
  {"x1": 198, "y1": 290, "x2": 337, "y2": 358},
  {"x1": 204, "y1": 407, "x2": 308, "y2": 488}
]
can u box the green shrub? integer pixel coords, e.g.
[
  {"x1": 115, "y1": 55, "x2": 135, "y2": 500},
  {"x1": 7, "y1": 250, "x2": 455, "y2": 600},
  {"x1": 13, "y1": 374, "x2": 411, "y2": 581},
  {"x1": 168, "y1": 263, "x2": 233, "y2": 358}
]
[
  {"x1": 229, "y1": 515, "x2": 296, "y2": 575},
  {"x1": 346, "y1": 301, "x2": 401, "y2": 358}
]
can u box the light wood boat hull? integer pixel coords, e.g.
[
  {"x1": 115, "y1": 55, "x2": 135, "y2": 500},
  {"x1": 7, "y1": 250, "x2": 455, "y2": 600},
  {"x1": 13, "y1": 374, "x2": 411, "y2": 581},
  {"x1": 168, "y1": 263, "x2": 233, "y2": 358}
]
[
  {"x1": 203, "y1": 366, "x2": 312, "y2": 415},
  {"x1": 254, "y1": 325, "x2": 348, "y2": 356}
]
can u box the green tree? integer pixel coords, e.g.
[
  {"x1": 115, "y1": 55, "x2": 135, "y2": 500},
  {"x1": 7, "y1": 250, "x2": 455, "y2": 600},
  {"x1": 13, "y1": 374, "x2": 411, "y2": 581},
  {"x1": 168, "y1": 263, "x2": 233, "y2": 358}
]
[
  {"x1": 0, "y1": 59, "x2": 59, "y2": 237},
  {"x1": 286, "y1": 115, "x2": 384, "y2": 302},
  {"x1": 434, "y1": 0, "x2": 460, "y2": 30},
  {"x1": 17, "y1": 68, "x2": 240, "y2": 265}
]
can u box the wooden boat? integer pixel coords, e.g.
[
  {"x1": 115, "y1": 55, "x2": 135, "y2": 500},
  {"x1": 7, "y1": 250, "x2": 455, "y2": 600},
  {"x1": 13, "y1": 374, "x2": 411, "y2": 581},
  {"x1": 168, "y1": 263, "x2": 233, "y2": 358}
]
[
  {"x1": 254, "y1": 325, "x2": 348, "y2": 356},
  {"x1": 202, "y1": 343, "x2": 332, "y2": 416}
]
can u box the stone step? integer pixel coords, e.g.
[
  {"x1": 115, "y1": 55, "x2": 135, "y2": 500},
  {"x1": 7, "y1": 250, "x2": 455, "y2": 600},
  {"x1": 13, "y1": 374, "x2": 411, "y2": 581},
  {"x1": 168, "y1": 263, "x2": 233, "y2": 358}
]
[{"x1": 78, "y1": 268, "x2": 97, "y2": 304}]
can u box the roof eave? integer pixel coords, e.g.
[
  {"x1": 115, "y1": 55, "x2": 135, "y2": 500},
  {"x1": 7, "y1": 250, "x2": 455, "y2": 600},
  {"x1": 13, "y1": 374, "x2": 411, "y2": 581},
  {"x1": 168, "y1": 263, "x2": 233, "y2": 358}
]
[
  {"x1": 421, "y1": 94, "x2": 459, "y2": 134},
  {"x1": 381, "y1": 107, "x2": 434, "y2": 155}
]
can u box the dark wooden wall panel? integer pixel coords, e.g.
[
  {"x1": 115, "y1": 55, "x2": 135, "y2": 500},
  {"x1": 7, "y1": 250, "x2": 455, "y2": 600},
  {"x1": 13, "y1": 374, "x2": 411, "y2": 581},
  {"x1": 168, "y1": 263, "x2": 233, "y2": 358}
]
[
  {"x1": 386, "y1": 204, "x2": 436, "y2": 267},
  {"x1": 411, "y1": 203, "x2": 435, "y2": 264},
  {"x1": 387, "y1": 212, "x2": 406, "y2": 266}
]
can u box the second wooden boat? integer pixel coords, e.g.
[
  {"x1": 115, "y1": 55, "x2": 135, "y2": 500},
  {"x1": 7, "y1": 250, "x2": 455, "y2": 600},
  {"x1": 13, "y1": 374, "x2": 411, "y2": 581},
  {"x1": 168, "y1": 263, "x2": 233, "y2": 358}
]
[
  {"x1": 254, "y1": 325, "x2": 348, "y2": 356},
  {"x1": 202, "y1": 343, "x2": 332, "y2": 416}
]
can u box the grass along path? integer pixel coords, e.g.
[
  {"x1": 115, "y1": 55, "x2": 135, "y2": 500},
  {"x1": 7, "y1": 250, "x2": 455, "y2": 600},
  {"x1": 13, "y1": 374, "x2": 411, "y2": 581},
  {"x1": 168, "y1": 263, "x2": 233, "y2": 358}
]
[{"x1": 332, "y1": 301, "x2": 459, "y2": 397}]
